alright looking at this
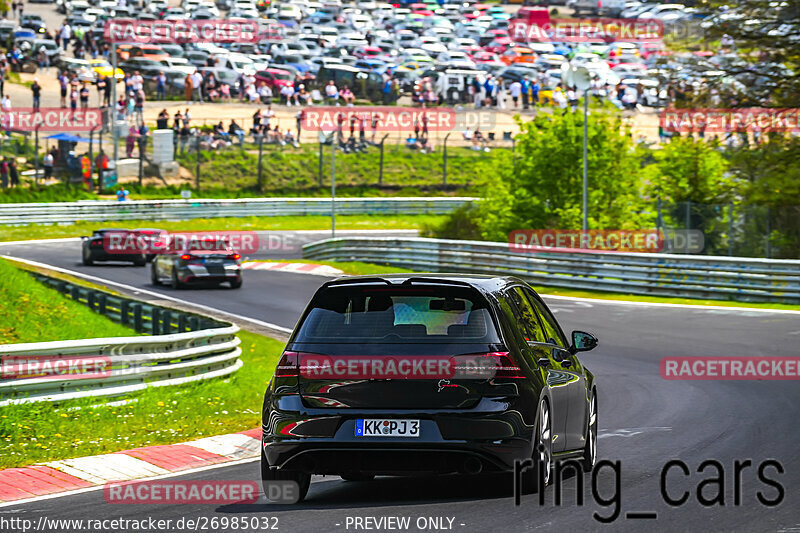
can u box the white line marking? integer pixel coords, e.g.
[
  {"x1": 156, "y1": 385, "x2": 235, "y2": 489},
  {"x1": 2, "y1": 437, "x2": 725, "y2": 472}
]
[
  {"x1": 1, "y1": 256, "x2": 293, "y2": 334},
  {"x1": 541, "y1": 293, "x2": 800, "y2": 315},
  {"x1": 598, "y1": 427, "x2": 672, "y2": 439},
  {"x1": 0, "y1": 237, "x2": 81, "y2": 246}
]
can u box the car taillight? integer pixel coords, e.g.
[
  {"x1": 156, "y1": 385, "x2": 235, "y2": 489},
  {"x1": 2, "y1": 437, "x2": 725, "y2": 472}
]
[
  {"x1": 180, "y1": 254, "x2": 192, "y2": 261},
  {"x1": 228, "y1": 253, "x2": 240, "y2": 260},
  {"x1": 275, "y1": 351, "x2": 300, "y2": 377},
  {"x1": 482, "y1": 351, "x2": 525, "y2": 379}
]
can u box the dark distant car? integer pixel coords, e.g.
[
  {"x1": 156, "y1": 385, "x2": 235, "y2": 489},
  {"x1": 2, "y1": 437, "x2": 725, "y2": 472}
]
[
  {"x1": 151, "y1": 239, "x2": 242, "y2": 289},
  {"x1": 315, "y1": 64, "x2": 390, "y2": 102},
  {"x1": 132, "y1": 228, "x2": 169, "y2": 262},
  {"x1": 81, "y1": 229, "x2": 147, "y2": 266},
  {"x1": 261, "y1": 275, "x2": 599, "y2": 502},
  {"x1": 185, "y1": 50, "x2": 210, "y2": 68},
  {"x1": 20, "y1": 14, "x2": 47, "y2": 33}
]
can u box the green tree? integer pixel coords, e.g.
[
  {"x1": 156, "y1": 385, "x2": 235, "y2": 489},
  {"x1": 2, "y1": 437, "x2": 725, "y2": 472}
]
[
  {"x1": 644, "y1": 136, "x2": 733, "y2": 253},
  {"x1": 478, "y1": 109, "x2": 649, "y2": 241},
  {"x1": 728, "y1": 138, "x2": 800, "y2": 258},
  {"x1": 645, "y1": 137, "x2": 732, "y2": 204}
]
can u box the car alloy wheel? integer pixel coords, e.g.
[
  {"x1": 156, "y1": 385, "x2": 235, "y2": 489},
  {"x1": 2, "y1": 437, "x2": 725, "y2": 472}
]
[
  {"x1": 538, "y1": 400, "x2": 552, "y2": 486},
  {"x1": 582, "y1": 392, "x2": 598, "y2": 472}
]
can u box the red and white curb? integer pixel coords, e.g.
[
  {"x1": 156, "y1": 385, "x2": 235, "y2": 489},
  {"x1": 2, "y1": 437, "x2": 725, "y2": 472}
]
[
  {"x1": 242, "y1": 262, "x2": 343, "y2": 276},
  {"x1": 0, "y1": 428, "x2": 261, "y2": 504}
]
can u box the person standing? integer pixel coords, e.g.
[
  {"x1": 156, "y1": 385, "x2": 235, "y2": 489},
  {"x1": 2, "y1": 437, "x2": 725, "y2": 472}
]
[
  {"x1": 79, "y1": 83, "x2": 90, "y2": 110},
  {"x1": 184, "y1": 73, "x2": 193, "y2": 104},
  {"x1": 31, "y1": 78, "x2": 41, "y2": 112},
  {"x1": 0, "y1": 158, "x2": 8, "y2": 188},
  {"x1": 295, "y1": 108, "x2": 305, "y2": 140},
  {"x1": 43, "y1": 151, "x2": 54, "y2": 181},
  {"x1": 521, "y1": 75, "x2": 530, "y2": 110},
  {"x1": 155, "y1": 71, "x2": 166, "y2": 101},
  {"x1": 8, "y1": 159, "x2": 18, "y2": 187},
  {"x1": 59, "y1": 22, "x2": 71, "y2": 51},
  {"x1": 510, "y1": 79, "x2": 522, "y2": 109},
  {"x1": 96, "y1": 75, "x2": 106, "y2": 107},
  {"x1": 496, "y1": 78, "x2": 506, "y2": 109},
  {"x1": 370, "y1": 112, "x2": 379, "y2": 143},
  {"x1": 190, "y1": 70, "x2": 203, "y2": 103}
]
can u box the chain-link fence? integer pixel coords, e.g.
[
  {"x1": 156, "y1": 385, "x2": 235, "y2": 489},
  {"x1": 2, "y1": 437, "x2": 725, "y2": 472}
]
[{"x1": 657, "y1": 200, "x2": 800, "y2": 259}]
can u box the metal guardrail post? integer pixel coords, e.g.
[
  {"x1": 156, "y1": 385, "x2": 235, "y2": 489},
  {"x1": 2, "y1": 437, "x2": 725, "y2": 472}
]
[
  {"x1": 151, "y1": 308, "x2": 161, "y2": 335},
  {"x1": 162, "y1": 310, "x2": 172, "y2": 334},
  {"x1": 178, "y1": 313, "x2": 187, "y2": 332},
  {"x1": 120, "y1": 300, "x2": 130, "y2": 325},
  {"x1": 189, "y1": 316, "x2": 199, "y2": 331},
  {"x1": 133, "y1": 304, "x2": 143, "y2": 332},
  {"x1": 97, "y1": 293, "x2": 106, "y2": 315}
]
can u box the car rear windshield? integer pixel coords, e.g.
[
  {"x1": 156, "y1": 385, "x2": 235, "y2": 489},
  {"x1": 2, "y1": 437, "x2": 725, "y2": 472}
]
[{"x1": 293, "y1": 284, "x2": 500, "y2": 344}]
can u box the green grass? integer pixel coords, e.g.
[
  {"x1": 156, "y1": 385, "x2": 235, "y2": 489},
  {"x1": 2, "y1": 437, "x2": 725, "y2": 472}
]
[
  {"x1": 0, "y1": 258, "x2": 139, "y2": 344},
  {"x1": 0, "y1": 214, "x2": 442, "y2": 242},
  {"x1": 0, "y1": 330, "x2": 283, "y2": 469},
  {"x1": 176, "y1": 144, "x2": 507, "y2": 191}
]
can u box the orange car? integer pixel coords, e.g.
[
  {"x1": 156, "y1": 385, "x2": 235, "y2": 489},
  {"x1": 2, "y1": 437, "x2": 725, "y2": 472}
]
[
  {"x1": 500, "y1": 46, "x2": 537, "y2": 66},
  {"x1": 116, "y1": 44, "x2": 169, "y2": 62}
]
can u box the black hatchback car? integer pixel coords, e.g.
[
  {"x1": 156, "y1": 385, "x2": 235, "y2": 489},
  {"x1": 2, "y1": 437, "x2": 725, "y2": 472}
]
[{"x1": 261, "y1": 275, "x2": 598, "y2": 502}]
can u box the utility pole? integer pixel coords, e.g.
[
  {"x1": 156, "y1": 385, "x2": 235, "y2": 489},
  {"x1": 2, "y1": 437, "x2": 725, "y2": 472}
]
[{"x1": 330, "y1": 133, "x2": 336, "y2": 238}]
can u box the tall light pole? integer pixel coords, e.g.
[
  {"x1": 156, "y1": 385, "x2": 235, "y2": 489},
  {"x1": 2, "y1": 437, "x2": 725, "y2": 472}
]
[
  {"x1": 567, "y1": 66, "x2": 593, "y2": 233},
  {"x1": 330, "y1": 132, "x2": 336, "y2": 238},
  {"x1": 111, "y1": 44, "x2": 118, "y2": 171},
  {"x1": 582, "y1": 90, "x2": 588, "y2": 232}
]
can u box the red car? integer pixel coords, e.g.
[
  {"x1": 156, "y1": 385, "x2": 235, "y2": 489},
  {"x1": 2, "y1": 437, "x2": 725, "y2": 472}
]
[
  {"x1": 354, "y1": 46, "x2": 383, "y2": 59},
  {"x1": 471, "y1": 51, "x2": 500, "y2": 63},
  {"x1": 483, "y1": 37, "x2": 514, "y2": 54},
  {"x1": 254, "y1": 68, "x2": 295, "y2": 89}
]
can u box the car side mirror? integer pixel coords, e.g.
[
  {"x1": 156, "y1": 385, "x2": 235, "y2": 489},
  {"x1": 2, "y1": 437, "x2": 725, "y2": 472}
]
[{"x1": 570, "y1": 331, "x2": 598, "y2": 354}]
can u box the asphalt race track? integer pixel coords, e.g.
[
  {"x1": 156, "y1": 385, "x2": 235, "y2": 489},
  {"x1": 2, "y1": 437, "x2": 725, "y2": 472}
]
[{"x1": 1, "y1": 236, "x2": 799, "y2": 532}]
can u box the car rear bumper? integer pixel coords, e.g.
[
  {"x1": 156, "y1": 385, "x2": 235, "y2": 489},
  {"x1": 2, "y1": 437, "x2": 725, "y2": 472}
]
[
  {"x1": 177, "y1": 265, "x2": 241, "y2": 283},
  {"x1": 263, "y1": 398, "x2": 534, "y2": 474}
]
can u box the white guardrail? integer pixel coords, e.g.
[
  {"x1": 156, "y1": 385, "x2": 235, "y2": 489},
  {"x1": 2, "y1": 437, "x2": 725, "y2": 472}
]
[
  {"x1": 0, "y1": 274, "x2": 242, "y2": 406},
  {"x1": 0, "y1": 197, "x2": 475, "y2": 225},
  {"x1": 0, "y1": 327, "x2": 241, "y2": 406},
  {"x1": 303, "y1": 237, "x2": 800, "y2": 304}
]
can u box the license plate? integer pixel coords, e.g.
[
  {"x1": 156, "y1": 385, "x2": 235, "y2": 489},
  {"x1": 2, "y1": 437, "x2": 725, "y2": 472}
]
[
  {"x1": 204, "y1": 258, "x2": 223, "y2": 264},
  {"x1": 356, "y1": 419, "x2": 420, "y2": 437}
]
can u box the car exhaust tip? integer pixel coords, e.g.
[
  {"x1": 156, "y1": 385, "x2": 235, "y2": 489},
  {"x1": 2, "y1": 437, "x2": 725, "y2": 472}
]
[{"x1": 461, "y1": 457, "x2": 483, "y2": 475}]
